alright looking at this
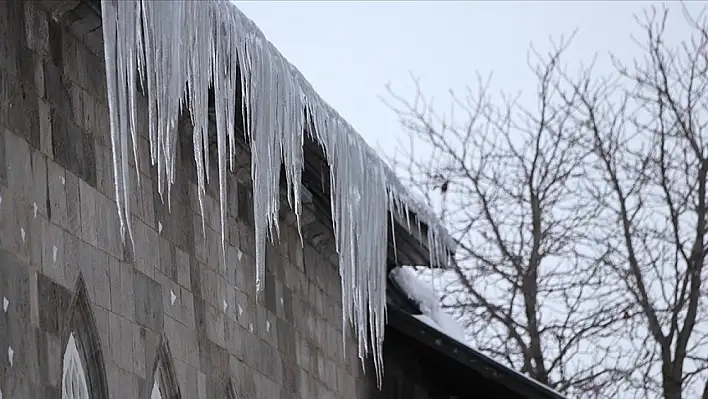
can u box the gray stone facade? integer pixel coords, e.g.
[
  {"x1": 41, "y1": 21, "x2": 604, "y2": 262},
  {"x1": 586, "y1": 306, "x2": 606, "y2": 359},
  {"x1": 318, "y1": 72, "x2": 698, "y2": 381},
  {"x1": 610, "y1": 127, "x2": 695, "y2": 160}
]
[{"x1": 0, "y1": 1, "x2": 374, "y2": 397}]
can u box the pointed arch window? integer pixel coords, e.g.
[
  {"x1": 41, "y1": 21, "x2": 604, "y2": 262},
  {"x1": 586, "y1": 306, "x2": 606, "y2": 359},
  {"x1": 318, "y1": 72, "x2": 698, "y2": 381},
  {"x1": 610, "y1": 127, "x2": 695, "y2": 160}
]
[
  {"x1": 149, "y1": 338, "x2": 181, "y2": 399},
  {"x1": 150, "y1": 367, "x2": 163, "y2": 399},
  {"x1": 226, "y1": 378, "x2": 239, "y2": 399},
  {"x1": 60, "y1": 275, "x2": 109, "y2": 398},
  {"x1": 62, "y1": 333, "x2": 90, "y2": 399}
]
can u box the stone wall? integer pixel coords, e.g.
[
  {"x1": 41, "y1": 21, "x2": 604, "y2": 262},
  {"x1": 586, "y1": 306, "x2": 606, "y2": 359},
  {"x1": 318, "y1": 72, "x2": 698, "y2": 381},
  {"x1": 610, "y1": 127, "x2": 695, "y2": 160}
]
[{"x1": 0, "y1": 1, "x2": 371, "y2": 397}]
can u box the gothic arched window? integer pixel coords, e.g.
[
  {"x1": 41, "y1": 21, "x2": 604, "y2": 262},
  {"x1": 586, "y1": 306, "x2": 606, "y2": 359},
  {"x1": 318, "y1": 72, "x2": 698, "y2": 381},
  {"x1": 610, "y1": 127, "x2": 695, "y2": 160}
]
[
  {"x1": 226, "y1": 378, "x2": 239, "y2": 399},
  {"x1": 60, "y1": 274, "x2": 109, "y2": 398},
  {"x1": 61, "y1": 333, "x2": 90, "y2": 399},
  {"x1": 150, "y1": 367, "x2": 163, "y2": 399},
  {"x1": 149, "y1": 337, "x2": 180, "y2": 399}
]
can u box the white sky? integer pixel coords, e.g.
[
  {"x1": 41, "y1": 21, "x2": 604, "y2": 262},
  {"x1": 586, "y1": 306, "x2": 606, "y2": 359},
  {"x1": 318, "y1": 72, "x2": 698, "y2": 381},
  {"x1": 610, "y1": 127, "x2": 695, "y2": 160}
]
[
  {"x1": 231, "y1": 3, "x2": 707, "y2": 395},
  {"x1": 234, "y1": 1, "x2": 701, "y2": 160}
]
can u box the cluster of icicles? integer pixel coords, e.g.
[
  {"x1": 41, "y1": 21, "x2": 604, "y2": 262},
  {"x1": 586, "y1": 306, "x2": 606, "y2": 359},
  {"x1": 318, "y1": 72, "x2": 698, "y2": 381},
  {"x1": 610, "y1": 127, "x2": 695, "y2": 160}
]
[{"x1": 100, "y1": 0, "x2": 452, "y2": 384}]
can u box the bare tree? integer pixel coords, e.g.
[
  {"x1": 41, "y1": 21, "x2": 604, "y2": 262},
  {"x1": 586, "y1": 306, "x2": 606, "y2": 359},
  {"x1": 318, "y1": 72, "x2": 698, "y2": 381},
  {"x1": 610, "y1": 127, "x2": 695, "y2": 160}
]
[
  {"x1": 385, "y1": 36, "x2": 629, "y2": 397},
  {"x1": 563, "y1": 5, "x2": 708, "y2": 399}
]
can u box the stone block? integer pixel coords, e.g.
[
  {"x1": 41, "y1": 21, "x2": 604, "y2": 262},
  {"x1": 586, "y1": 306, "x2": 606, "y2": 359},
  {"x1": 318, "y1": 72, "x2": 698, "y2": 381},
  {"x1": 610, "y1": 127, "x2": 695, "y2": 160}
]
[
  {"x1": 163, "y1": 315, "x2": 198, "y2": 367},
  {"x1": 43, "y1": 60, "x2": 69, "y2": 116},
  {"x1": 39, "y1": 217, "x2": 65, "y2": 287},
  {"x1": 0, "y1": 186, "x2": 32, "y2": 262},
  {"x1": 197, "y1": 333, "x2": 229, "y2": 380},
  {"x1": 35, "y1": 272, "x2": 71, "y2": 337},
  {"x1": 230, "y1": 358, "x2": 256, "y2": 399},
  {"x1": 173, "y1": 359, "x2": 198, "y2": 399},
  {"x1": 132, "y1": 219, "x2": 158, "y2": 279},
  {"x1": 24, "y1": 3, "x2": 49, "y2": 56},
  {"x1": 203, "y1": 300, "x2": 225, "y2": 348},
  {"x1": 133, "y1": 269, "x2": 163, "y2": 332},
  {"x1": 172, "y1": 285, "x2": 195, "y2": 330},
  {"x1": 64, "y1": 171, "x2": 82, "y2": 236},
  {"x1": 197, "y1": 370, "x2": 207, "y2": 399},
  {"x1": 46, "y1": 159, "x2": 66, "y2": 227},
  {"x1": 106, "y1": 365, "x2": 139, "y2": 399},
  {"x1": 94, "y1": 142, "x2": 115, "y2": 200},
  {"x1": 108, "y1": 312, "x2": 132, "y2": 372},
  {"x1": 31, "y1": 150, "x2": 48, "y2": 218},
  {"x1": 131, "y1": 322, "x2": 146, "y2": 379},
  {"x1": 108, "y1": 258, "x2": 135, "y2": 321},
  {"x1": 158, "y1": 237, "x2": 177, "y2": 281},
  {"x1": 175, "y1": 246, "x2": 190, "y2": 289},
  {"x1": 6, "y1": 130, "x2": 33, "y2": 202},
  {"x1": 96, "y1": 193, "x2": 121, "y2": 259},
  {"x1": 223, "y1": 317, "x2": 246, "y2": 360},
  {"x1": 79, "y1": 179, "x2": 97, "y2": 246},
  {"x1": 281, "y1": 357, "x2": 298, "y2": 394},
  {"x1": 88, "y1": 247, "x2": 110, "y2": 309},
  {"x1": 61, "y1": 231, "x2": 83, "y2": 289},
  {"x1": 254, "y1": 372, "x2": 281, "y2": 399},
  {"x1": 0, "y1": 126, "x2": 5, "y2": 184},
  {"x1": 91, "y1": 303, "x2": 110, "y2": 360},
  {"x1": 277, "y1": 319, "x2": 296, "y2": 362}
]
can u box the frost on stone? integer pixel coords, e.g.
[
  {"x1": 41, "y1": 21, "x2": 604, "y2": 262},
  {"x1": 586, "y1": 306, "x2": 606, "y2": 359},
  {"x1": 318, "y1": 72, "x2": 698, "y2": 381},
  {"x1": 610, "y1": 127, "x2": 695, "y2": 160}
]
[
  {"x1": 170, "y1": 290, "x2": 176, "y2": 306},
  {"x1": 100, "y1": 0, "x2": 454, "y2": 382},
  {"x1": 32, "y1": 202, "x2": 37, "y2": 218},
  {"x1": 236, "y1": 248, "x2": 243, "y2": 262},
  {"x1": 52, "y1": 245, "x2": 58, "y2": 264},
  {"x1": 7, "y1": 347, "x2": 13, "y2": 367},
  {"x1": 20, "y1": 227, "x2": 25, "y2": 244},
  {"x1": 238, "y1": 304, "x2": 243, "y2": 316},
  {"x1": 2, "y1": 297, "x2": 7, "y2": 313},
  {"x1": 266, "y1": 320, "x2": 271, "y2": 332},
  {"x1": 223, "y1": 299, "x2": 228, "y2": 312}
]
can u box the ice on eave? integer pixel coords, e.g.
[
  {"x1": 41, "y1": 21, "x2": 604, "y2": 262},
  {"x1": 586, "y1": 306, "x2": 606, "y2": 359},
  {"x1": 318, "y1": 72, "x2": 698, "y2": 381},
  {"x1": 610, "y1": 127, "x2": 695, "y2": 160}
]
[{"x1": 99, "y1": 0, "x2": 455, "y2": 384}]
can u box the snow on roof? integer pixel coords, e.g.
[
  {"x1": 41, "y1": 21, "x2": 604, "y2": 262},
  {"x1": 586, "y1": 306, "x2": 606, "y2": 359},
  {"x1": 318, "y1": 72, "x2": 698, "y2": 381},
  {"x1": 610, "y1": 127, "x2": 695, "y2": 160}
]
[
  {"x1": 390, "y1": 266, "x2": 467, "y2": 342},
  {"x1": 99, "y1": 0, "x2": 453, "y2": 383},
  {"x1": 390, "y1": 266, "x2": 570, "y2": 399}
]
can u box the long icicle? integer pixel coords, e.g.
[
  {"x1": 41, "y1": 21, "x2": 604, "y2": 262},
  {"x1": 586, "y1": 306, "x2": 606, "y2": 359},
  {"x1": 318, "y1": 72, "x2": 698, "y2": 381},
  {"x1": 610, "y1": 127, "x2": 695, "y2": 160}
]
[{"x1": 101, "y1": 0, "x2": 455, "y2": 387}]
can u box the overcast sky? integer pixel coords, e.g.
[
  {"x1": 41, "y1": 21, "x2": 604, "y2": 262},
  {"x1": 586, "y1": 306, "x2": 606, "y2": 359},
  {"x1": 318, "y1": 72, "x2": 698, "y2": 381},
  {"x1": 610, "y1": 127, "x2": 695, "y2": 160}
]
[{"x1": 234, "y1": 1, "x2": 701, "y2": 161}]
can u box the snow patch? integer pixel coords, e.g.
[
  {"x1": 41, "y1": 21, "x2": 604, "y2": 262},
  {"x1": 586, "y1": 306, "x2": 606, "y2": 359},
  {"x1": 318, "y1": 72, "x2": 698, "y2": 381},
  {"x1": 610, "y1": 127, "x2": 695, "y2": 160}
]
[
  {"x1": 390, "y1": 266, "x2": 466, "y2": 343},
  {"x1": 391, "y1": 266, "x2": 570, "y2": 399}
]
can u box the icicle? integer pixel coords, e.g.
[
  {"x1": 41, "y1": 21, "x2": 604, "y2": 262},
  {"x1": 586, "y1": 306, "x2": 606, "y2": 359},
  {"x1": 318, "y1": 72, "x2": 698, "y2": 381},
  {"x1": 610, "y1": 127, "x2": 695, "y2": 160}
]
[{"x1": 100, "y1": 0, "x2": 455, "y2": 387}]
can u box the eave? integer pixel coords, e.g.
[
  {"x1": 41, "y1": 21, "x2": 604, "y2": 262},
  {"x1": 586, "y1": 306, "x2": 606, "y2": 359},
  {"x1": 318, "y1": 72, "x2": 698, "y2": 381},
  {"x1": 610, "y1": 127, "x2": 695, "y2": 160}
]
[
  {"x1": 386, "y1": 280, "x2": 570, "y2": 399},
  {"x1": 66, "y1": 0, "x2": 451, "y2": 268}
]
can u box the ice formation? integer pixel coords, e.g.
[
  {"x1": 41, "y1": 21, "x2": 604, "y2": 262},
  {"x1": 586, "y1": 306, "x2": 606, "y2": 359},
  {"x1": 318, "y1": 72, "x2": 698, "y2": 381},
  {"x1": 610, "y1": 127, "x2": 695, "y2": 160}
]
[{"x1": 100, "y1": 0, "x2": 453, "y2": 382}]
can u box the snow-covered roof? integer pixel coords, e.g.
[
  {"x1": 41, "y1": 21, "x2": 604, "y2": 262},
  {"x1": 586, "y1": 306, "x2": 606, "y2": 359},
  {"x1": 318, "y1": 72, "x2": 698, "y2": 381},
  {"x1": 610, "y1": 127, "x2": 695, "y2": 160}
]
[
  {"x1": 389, "y1": 266, "x2": 569, "y2": 399},
  {"x1": 98, "y1": 0, "x2": 453, "y2": 383},
  {"x1": 389, "y1": 267, "x2": 467, "y2": 343}
]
